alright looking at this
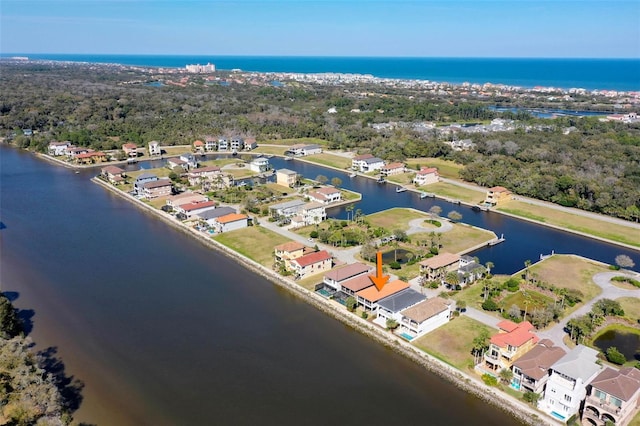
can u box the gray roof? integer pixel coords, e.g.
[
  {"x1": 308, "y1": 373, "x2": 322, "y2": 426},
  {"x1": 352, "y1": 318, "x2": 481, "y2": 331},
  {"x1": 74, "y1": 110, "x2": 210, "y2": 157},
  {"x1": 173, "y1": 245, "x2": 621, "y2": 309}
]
[
  {"x1": 459, "y1": 262, "x2": 485, "y2": 274},
  {"x1": 363, "y1": 157, "x2": 384, "y2": 164},
  {"x1": 277, "y1": 168, "x2": 297, "y2": 176},
  {"x1": 378, "y1": 289, "x2": 426, "y2": 313},
  {"x1": 551, "y1": 345, "x2": 601, "y2": 381},
  {"x1": 136, "y1": 172, "x2": 157, "y2": 181},
  {"x1": 196, "y1": 207, "x2": 236, "y2": 220},
  {"x1": 269, "y1": 199, "x2": 306, "y2": 210}
]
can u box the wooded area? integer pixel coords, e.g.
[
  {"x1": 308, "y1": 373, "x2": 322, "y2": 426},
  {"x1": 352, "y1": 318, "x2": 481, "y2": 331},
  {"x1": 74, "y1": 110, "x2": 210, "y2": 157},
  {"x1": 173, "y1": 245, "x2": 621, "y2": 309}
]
[{"x1": 1, "y1": 62, "x2": 639, "y2": 221}]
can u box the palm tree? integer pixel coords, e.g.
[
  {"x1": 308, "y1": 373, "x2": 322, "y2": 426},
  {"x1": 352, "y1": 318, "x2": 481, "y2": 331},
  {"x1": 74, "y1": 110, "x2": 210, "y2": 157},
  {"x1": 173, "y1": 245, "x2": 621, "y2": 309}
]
[
  {"x1": 485, "y1": 261, "x2": 494, "y2": 275},
  {"x1": 346, "y1": 204, "x2": 354, "y2": 222},
  {"x1": 523, "y1": 259, "x2": 532, "y2": 282}
]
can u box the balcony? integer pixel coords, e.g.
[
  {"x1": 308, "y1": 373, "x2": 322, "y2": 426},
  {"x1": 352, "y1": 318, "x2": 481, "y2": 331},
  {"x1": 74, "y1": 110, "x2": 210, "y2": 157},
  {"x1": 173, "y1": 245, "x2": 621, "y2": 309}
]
[{"x1": 585, "y1": 395, "x2": 622, "y2": 418}]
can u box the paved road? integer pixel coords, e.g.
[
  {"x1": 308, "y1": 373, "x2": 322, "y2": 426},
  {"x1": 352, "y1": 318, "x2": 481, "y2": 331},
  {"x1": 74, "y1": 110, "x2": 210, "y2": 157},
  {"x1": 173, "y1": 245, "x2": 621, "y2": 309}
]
[{"x1": 407, "y1": 217, "x2": 453, "y2": 234}]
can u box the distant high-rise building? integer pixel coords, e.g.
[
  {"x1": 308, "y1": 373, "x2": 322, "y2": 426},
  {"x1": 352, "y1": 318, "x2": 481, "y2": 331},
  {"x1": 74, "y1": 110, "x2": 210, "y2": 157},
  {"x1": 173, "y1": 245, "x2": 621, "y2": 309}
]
[{"x1": 185, "y1": 63, "x2": 216, "y2": 73}]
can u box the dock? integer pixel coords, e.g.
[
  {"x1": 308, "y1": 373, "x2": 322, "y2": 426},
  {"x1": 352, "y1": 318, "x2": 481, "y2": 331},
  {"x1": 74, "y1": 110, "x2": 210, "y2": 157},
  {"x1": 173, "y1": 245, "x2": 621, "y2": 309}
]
[{"x1": 488, "y1": 234, "x2": 505, "y2": 246}]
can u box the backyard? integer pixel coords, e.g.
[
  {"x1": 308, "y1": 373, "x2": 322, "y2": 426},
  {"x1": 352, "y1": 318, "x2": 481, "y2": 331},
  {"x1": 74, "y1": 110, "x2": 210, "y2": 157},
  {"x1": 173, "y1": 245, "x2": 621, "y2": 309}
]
[{"x1": 213, "y1": 226, "x2": 290, "y2": 267}]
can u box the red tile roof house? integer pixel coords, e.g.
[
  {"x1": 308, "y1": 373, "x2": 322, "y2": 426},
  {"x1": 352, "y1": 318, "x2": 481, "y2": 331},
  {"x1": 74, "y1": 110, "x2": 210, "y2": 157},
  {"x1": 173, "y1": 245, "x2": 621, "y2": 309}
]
[
  {"x1": 419, "y1": 252, "x2": 461, "y2": 283},
  {"x1": 213, "y1": 213, "x2": 249, "y2": 233},
  {"x1": 510, "y1": 339, "x2": 566, "y2": 394},
  {"x1": 355, "y1": 279, "x2": 410, "y2": 312},
  {"x1": 193, "y1": 140, "x2": 205, "y2": 153},
  {"x1": 140, "y1": 179, "x2": 173, "y2": 199},
  {"x1": 101, "y1": 165, "x2": 126, "y2": 185},
  {"x1": 165, "y1": 193, "x2": 208, "y2": 209},
  {"x1": 322, "y1": 263, "x2": 374, "y2": 291},
  {"x1": 583, "y1": 367, "x2": 640, "y2": 426},
  {"x1": 478, "y1": 320, "x2": 539, "y2": 375},
  {"x1": 307, "y1": 187, "x2": 342, "y2": 205},
  {"x1": 289, "y1": 250, "x2": 333, "y2": 280},
  {"x1": 380, "y1": 162, "x2": 406, "y2": 177},
  {"x1": 75, "y1": 151, "x2": 106, "y2": 164},
  {"x1": 122, "y1": 143, "x2": 138, "y2": 158},
  {"x1": 175, "y1": 200, "x2": 217, "y2": 218},
  {"x1": 412, "y1": 167, "x2": 439, "y2": 186},
  {"x1": 274, "y1": 241, "x2": 307, "y2": 270}
]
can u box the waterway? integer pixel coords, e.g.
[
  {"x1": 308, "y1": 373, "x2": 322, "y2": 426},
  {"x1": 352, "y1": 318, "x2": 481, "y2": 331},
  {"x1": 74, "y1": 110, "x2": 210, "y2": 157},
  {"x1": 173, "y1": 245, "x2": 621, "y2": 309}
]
[{"x1": 0, "y1": 146, "x2": 526, "y2": 424}]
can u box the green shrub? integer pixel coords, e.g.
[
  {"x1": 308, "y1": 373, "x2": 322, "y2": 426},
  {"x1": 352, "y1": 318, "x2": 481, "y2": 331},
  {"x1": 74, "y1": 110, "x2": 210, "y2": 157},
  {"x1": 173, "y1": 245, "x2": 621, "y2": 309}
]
[
  {"x1": 606, "y1": 347, "x2": 626, "y2": 365},
  {"x1": 482, "y1": 374, "x2": 498, "y2": 386},
  {"x1": 309, "y1": 230, "x2": 319, "y2": 238},
  {"x1": 482, "y1": 299, "x2": 500, "y2": 311},
  {"x1": 389, "y1": 261, "x2": 401, "y2": 270},
  {"x1": 522, "y1": 391, "x2": 540, "y2": 405}
]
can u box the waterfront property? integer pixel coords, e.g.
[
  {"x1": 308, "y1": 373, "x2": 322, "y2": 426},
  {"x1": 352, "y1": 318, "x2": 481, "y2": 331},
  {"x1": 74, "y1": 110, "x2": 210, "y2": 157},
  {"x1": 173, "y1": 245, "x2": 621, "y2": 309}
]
[
  {"x1": 380, "y1": 162, "x2": 406, "y2": 177},
  {"x1": 165, "y1": 192, "x2": 208, "y2": 208},
  {"x1": 582, "y1": 367, "x2": 640, "y2": 426},
  {"x1": 484, "y1": 186, "x2": 512, "y2": 207},
  {"x1": 269, "y1": 199, "x2": 307, "y2": 220},
  {"x1": 249, "y1": 157, "x2": 270, "y2": 173},
  {"x1": 356, "y1": 279, "x2": 410, "y2": 312},
  {"x1": 290, "y1": 202, "x2": 327, "y2": 227},
  {"x1": 148, "y1": 140, "x2": 161, "y2": 156},
  {"x1": 352, "y1": 154, "x2": 385, "y2": 173},
  {"x1": 289, "y1": 250, "x2": 333, "y2": 280},
  {"x1": 122, "y1": 143, "x2": 138, "y2": 158},
  {"x1": 419, "y1": 252, "x2": 461, "y2": 283},
  {"x1": 322, "y1": 263, "x2": 373, "y2": 291},
  {"x1": 213, "y1": 213, "x2": 249, "y2": 233},
  {"x1": 274, "y1": 241, "x2": 307, "y2": 270},
  {"x1": 540, "y1": 345, "x2": 602, "y2": 421},
  {"x1": 139, "y1": 179, "x2": 173, "y2": 199},
  {"x1": 338, "y1": 274, "x2": 375, "y2": 298},
  {"x1": 307, "y1": 187, "x2": 342, "y2": 204},
  {"x1": 457, "y1": 255, "x2": 486, "y2": 286},
  {"x1": 101, "y1": 165, "x2": 126, "y2": 185},
  {"x1": 174, "y1": 200, "x2": 217, "y2": 218},
  {"x1": 134, "y1": 173, "x2": 158, "y2": 195},
  {"x1": 479, "y1": 320, "x2": 539, "y2": 374},
  {"x1": 47, "y1": 141, "x2": 71, "y2": 156},
  {"x1": 510, "y1": 339, "x2": 566, "y2": 394},
  {"x1": 286, "y1": 143, "x2": 322, "y2": 156},
  {"x1": 195, "y1": 206, "x2": 237, "y2": 227},
  {"x1": 374, "y1": 289, "x2": 426, "y2": 328},
  {"x1": 187, "y1": 165, "x2": 222, "y2": 186},
  {"x1": 399, "y1": 297, "x2": 453, "y2": 339},
  {"x1": 413, "y1": 167, "x2": 439, "y2": 186},
  {"x1": 276, "y1": 168, "x2": 298, "y2": 187}
]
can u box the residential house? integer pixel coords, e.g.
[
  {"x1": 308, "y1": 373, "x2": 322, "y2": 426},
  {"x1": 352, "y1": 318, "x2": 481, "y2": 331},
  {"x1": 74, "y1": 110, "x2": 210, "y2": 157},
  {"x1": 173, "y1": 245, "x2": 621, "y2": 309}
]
[
  {"x1": 274, "y1": 241, "x2": 307, "y2": 270},
  {"x1": 204, "y1": 137, "x2": 217, "y2": 152},
  {"x1": 374, "y1": 289, "x2": 426, "y2": 328},
  {"x1": 359, "y1": 156, "x2": 386, "y2": 173},
  {"x1": 480, "y1": 320, "x2": 540, "y2": 374},
  {"x1": 276, "y1": 169, "x2": 298, "y2": 187},
  {"x1": 484, "y1": 186, "x2": 512, "y2": 207},
  {"x1": 269, "y1": 200, "x2": 306, "y2": 220},
  {"x1": 289, "y1": 250, "x2": 333, "y2": 280},
  {"x1": 48, "y1": 141, "x2": 71, "y2": 156},
  {"x1": 356, "y1": 279, "x2": 410, "y2": 312},
  {"x1": 167, "y1": 157, "x2": 187, "y2": 171},
  {"x1": 66, "y1": 147, "x2": 91, "y2": 159},
  {"x1": 380, "y1": 162, "x2": 406, "y2": 176},
  {"x1": 139, "y1": 179, "x2": 173, "y2": 199},
  {"x1": 340, "y1": 275, "x2": 375, "y2": 297},
  {"x1": 457, "y1": 255, "x2": 486, "y2": 286},
  {"x1": 287, "y1": 144, "x2": 322, "y2": 156},
  {"x1": 179, "y1": 153, "x2": 198, "y2": 170},
  {"x1": 148, "y1": 141, "x2": 161, "y2": 156},
  {"x1": 101, "y1": 165, "x2": 126, "y2": 185},
  {"x1": 351, "y1": 154, "x2": 374, "y2": 171},
  {"x1": 195, "y1": 206, "x2": 237, "y2": 227},
  {"x1": 413, "y1": 167, "x2": 439, "y2": 186},
  {"x1": 213, "y1": 213, "x2": 249, "y2": 233},
  {"x1": 583, "y1": 367, "x2": 640, "y2": 426},
  {"x1": 244, "y1": 137, "x2": 257, "y2": 151},
  {"x1": 122, "y1": 143, "x2": 138, "y2": 158},
  {"x1": 541, "y1": 345, "x2": 602, "y2": 422},
  {"x1": 175, "y1": 200, "x2": 217, "y2": 218},
  {"x1": 134, "y1": 173, "x2": 158, "y2": 195},
  {"x1": 323, "y1": 263, "x2": 373, "y2": 291},
  {"x1": 299, "y1": 202, "x2": 326, "y2": 225},
  {"x1": 419, "y1": 252, "x2": 461, "y2": 283},
  {"x1": 307, "y1": 187, "x2": 342, "y2": 205},
  {"x1": 217, "y1": 137, "x2": 229, "y2": 151},
  {"x1": 249, "y1": 157, "x2": 270, "y2": 173},
  {"x1": 165, "y1": 193, "x2": 208, "y2": 209},
  {"x1": 511, "y1": 339, "x2": 566, "y2": 394},
  {"x1": 193, "y1": 140, "x2": 205, "y2": 154},
  {"x1": 230, "y1": 136, "x2": 245, "y2": 152},
  {"x1": 75, "y1": 151, "x2": 106, "y2": 164},
  {"x1": 447, "y1": 138, "x2": 477, "y2": 151},
  {"x1": 187, "y1": 166, "x2": 222, "y2": 186},
  {"x1": 398, "y1": 297, "x2": 453, "y2": 339}
]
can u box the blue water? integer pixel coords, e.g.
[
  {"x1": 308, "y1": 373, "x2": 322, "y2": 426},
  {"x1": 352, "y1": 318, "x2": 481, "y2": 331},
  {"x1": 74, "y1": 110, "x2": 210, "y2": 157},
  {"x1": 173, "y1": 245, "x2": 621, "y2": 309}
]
[{"x1": 3, "y1": 54, "x2": 639, "y2": 91}]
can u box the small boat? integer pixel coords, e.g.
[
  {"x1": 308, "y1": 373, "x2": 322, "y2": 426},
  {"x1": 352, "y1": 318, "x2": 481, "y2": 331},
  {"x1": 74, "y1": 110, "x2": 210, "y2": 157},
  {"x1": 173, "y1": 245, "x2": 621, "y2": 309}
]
[
  {"x1": 284, "y1": 156, "x2": 293, "y2": 161},
  {"x1": 376, "y1": 176, "x2": 386, "y2": 184},
  {"x1": 349, "y1": 172, "x2": 356, "y2": 178},
  {"x1": 396, "y1": 186, "x2": 407, "y2": 193},
  {"x1": 420, "y1": 192, "x2": 434, "y2": 198},
  {"x1": 74, "y1": 170, "x2": 80, "y2": 174}
]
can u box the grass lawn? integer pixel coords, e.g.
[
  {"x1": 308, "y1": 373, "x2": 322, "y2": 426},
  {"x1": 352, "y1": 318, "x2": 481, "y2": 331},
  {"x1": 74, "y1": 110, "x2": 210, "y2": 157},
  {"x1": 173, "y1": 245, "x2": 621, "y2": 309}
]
[
  {"x1": 260, "y1": 137, "x2": 331, "y2": 147},
  {"x1": 297, "y1": 275, "x2": 323, "y2": 291},
  {"x1": 631, "y1": 412, "x2": 640, "y2": 426},
  {"x1": 264, "y1": 182, "x2": 294, "y2": 195},
  {"x1": 411, "y1": 223, "x2": 496, "y2": 254},
  {"x1": 404, "y1": 158, "x2": 464, "y2": 179},
  {"x1": 617, "y1": 296, "x2": 640, "y2": 323},
  {"x1": 252, "y1": 146, "x2": 288, "y2": 156},
  {"x1": 385, "y1": 173, "x2": 416, "y2": 185},
  {"x1": 499, "y1": 289, "x2": 554, "y2": 312},
  {"x1": 413, "y1": 316, "x2": 496, "y2": 371},
  {"x1": 452, "y1": 277, "x2": 510, "y2": 310},
  {"x1": 224, "y1": 168, "x2": 259, "y2": 179},
  {"x1": 303, "y1": 152, "x2": 352, "y2": 170},
  {"x1": 161, "y1": 145, "x2": 191, "y2": 156},
  {"x1": 201, "y1": 158, "x2": 242, "y2": 167},
  {"x1": 528, "y1": 255, "x2": 606, "y2": 304},
  {"x1": 340, "y1": 188, "x2": 362, "y2": 201},
  {"x1": 425, "y1": 182, "x2": 486, "y2": 204},
  {"x1": 367, "y1": 208, "x2": 429, "y2": 231},
  {"x1": 213, "y1": 226, "x2": 290, "y2": 267},
  {"x1": 497, "y1": 199, "x2": 640, "y2": 249}
]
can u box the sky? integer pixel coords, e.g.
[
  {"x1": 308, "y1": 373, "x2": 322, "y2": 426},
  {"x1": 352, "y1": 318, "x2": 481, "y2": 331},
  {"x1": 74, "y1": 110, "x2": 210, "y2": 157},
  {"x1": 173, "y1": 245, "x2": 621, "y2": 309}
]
[{"x1": 1, "y1": 0, "x2": 639, "y2": 58}]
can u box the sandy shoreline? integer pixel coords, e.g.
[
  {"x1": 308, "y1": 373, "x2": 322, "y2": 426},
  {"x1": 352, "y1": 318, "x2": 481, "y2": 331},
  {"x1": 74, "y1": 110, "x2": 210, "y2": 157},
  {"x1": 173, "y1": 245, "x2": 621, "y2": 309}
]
[{"x1": 92, "y1": 176, "x2": 558, "y2": 426}]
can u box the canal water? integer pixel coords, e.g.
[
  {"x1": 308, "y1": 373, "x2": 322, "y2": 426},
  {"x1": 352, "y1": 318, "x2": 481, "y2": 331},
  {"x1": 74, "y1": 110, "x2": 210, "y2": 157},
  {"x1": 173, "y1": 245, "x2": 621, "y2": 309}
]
[{"x1": 0, "y1": 146, "x2": 526, "y2": 425}]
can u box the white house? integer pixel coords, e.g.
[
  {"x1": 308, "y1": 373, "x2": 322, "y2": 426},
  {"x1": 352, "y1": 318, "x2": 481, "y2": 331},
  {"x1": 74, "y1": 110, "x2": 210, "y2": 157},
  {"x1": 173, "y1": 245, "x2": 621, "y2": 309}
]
[
  {"x1": 218, "y1": 137, "x2": 229, "y2": 151},
  {"x1": 307, "y1": 187, "x2": 342, "y2": 204},
  {"x1": 48, "y1": 141, "x2": 71, "y2": 156},
  {"x1": 167, "y1": 157, "x2": 187, "y2": 171},
  {"x1": 541, "y1": 345, "x2": 602, "y2": 422},
  {"x1": 322, "y1": 263, "x2": 373, "y2": 291},
  {"x1": 300, "y1": 202, "x2": 326, "y2": 225},
  {"x1": 360, "y1": 157, "x2": 386, "y2": 173},
  {"x1": 179, "y1": 153, "x2": 198, "y2": 170},
  {"x1": 148, "y1": 141, "x2": 161, "y2": 156},
  {"x1": 287, "y1": 144, "x2": 322, "y2": 156},
  {"x1": 204, "y1": 137, "x2": 217, "y2": 152},
  {"x1": 269, "y1": 199, "x2": 306, "y2": 219},
  {"x1": 175, "y1": 200, "x2": 217, "y2": 218},
  {"x1": 230, "y1": 137, "x2": 245, "y2": 152},
  {"x1": 249, "y1": 157, "x2": 270, "y2": 172},
  {"x1": 195, "y1": 207, "x2": 237, "y2": 227},
  {"x1": 380, "y1": 162, "x2": 406, "y2": 176},
  {"x1": 213, "y1": 213, "x2": 249, "y2": 233},
  {"x1": 374, "y1": 289, "x2": 426, "y2": 329},
  {"x1": 413, "y1": 167, "x2": 439, "y2": 186},
  {"x1": 398, "y1": 297, "x2": 453, "y2": 339}
]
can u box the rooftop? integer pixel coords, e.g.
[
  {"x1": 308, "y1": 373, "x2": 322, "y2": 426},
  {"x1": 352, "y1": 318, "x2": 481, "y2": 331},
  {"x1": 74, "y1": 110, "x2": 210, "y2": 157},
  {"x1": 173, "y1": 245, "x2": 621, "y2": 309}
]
[
  {"x1": 356, "y1": 279, "x2": 410, "y2": 303},
  {"x1": 512, "y1": 340, "x2": 566, "y2": 381},
  {"x1": 217, "y1": 213, "x2": 248, "y2": 224},
  {"x1": 419, "y1": 252, "x2": 460, "y2": 269},
  {"x1": 291, "y1": 250, "x2": 332, "y2": 268},
  {"x1": 550, "y1": 345, "x2": 601, "y2": 381},
  {"x1": 590, "y1": 367, "x2": 640, "y2": 402},
  {"x1": 274, "y1": 241, "x2": 306, "y2": 252},
  {"x1": 324, "y1": 263, "x2": 372, "y2": 283},
  {"x1": 340, "y1": 275, "x2": 375, "y2": 293},
  {"x1": 377, "y1": 289, "x2": 426, "y2": 313},
  {"x1": 490, "y1": 320, "x2": 539, "y2": 348},
  {"x1": 401, "y1": 297, "x2": 451, "y2": 323}
]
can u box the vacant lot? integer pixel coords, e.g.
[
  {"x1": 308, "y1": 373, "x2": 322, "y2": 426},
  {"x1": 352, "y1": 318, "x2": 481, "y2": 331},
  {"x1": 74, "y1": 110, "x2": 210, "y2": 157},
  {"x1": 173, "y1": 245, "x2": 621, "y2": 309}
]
[
  {"x1": 412, "y1": 223, "x2": 496, "y2": 254},
  {"x1": 528, "y1": 255, "x2": 606, "y2": 303},
  {"x1": 617, "y1": 296, "x2": 640, "y2": 323},
  {"x1": 261, "y1": 137, "x2": 331, "y2": 147},
  {"x1": 497, "y1": 199, "x2": 640, "y2": 248},
  {"x1": 404, "y1": 158, "x2": 464, "y2": 179},
  {"x1": 213, "y1": 226, "x2": 290, "y2": 267},
  {"x1": 500, "y1": 289, "x2": 554, "y2": 313},
  {"x1": 304, "y1": 152, "x2": 352, "y2": 170},
  {"x1": 424, "y1": 182, "x2": 485, "y2": 204},
  {"x1": 385, "y1": 173, "x2": 416, "y2": 185},
  {"x1": 253, "y1": 146, "x2": 288, "y2": 156},
  {"x1": 367, "y1": 208, "x2": 428, "y2": 231},
  {"x1": 413, "y1": 316, "x2": 495, "y2": 371}
]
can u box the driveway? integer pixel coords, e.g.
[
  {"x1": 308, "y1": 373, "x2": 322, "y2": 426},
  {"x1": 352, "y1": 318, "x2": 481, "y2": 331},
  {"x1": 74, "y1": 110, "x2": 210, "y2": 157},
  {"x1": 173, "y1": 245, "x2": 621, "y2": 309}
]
[{"x1": 407, "y1": 217, "x2": 453, "y2": 235}]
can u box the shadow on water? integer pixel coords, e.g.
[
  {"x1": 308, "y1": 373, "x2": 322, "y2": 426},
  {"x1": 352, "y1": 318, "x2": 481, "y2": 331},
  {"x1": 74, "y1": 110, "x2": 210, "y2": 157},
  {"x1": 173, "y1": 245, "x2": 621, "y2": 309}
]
[
  {"x1": 37, "y1": 346, "x2": 86, "y2": 413},
  {"x1": 0, "y1": 221, "x2": 6, "y2": 230},
  {"x1": 18, "y1": 308, "x2": 35, "y2": 335},
  {"x1": 3, "y1": 291, "x2": 19, "y2": 302}
]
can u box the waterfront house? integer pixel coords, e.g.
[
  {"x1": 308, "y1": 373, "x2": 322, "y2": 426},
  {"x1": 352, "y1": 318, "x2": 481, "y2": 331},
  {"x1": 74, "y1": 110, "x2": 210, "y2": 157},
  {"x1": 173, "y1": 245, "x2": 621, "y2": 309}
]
[
  {"x1": 398, "y1": 297, "x2": 453, "y2": 339},
  {"x1": 148, "y1": 141, "x2": 161, "y2": 156},
  {"x1": 413, "y1": 167, "x2": 439, "y2": 186},
  {"x1": 299, "y1": 202, "x2": 326, "y2": 226},
  {"x1": 339, "y1": 275, "x2": 375, "y2": 298},
  {"x1": 166, "y1": 193, "x2": 208, "y2": 209},
  {"x1": 122, "y1": 143, "x2": 138, "y2": 158},
  {"x1": 480, "y1": 320, "x2": 539, "y2": 374},
  {"x1": 374, "y1": 289, "x2": 426, "y2": 328},
  {"x1": 193, "y1": 140, "x2": 205, "y2": 154},
  {"x1": 269, "y1": 200, "x2": 306, "y2": 220},
  {"x1": 204, "y1": 137, "x2": 217, "y2": 152},
  {"x1": 276, "y1": 169, "x2": 298, "y2": 188},
  {"x1": 511, "y1": 339, "x2": 566, "y2": 394},
  {"x1": 186, "y1": 166, "x2": 222, "y2": 186},
  {"x1": 484, "y1": 186, "x2": 512, "y2": 207},
  {"x1": 139, "y1": 179, "x2": 173, "y2": 199},
  {"x1": 289, "y1": 250, "x2": 333, "y2": 280},
  {"x1": 179, "y1": 153, "x2": 198, "y2": 170},
  {"x1": 287, "y1": 144, "x2": 322, "y2": 156},
  {"x1": 540, "y1": 345, "x2": 602, "y2": 422},
  {"x1": 195, "y1": 206, "x2": 236, "y2": 227},
  {"x1": 66, "y1": 147, "x2": 91, "y2": 159},
  {"x1": 419, "y1": 252, "x2": 461, "y2": 283},
  {"x1": 75, "y1": 151, "x2": 107, "y2": 164},
  {"x1": 359, "y1": 156, "x2": 386, "y2": 173},
  {"x1": 323, "y1": 263, "x2": 373, "y2": 291},
  {"x1": 134, "y1": 173, "x2": 158, "y2": 195},
  {"x1": 457, "y1": 255, "x2": 486, "y2": 286},
  {"x1": 244, "y1": 137, "x2": 257, "y2": 151},
  {"x1": 230, "y1": 137, "x2": 245, "y2": 152},
  {"x1": 101, "y1": 165, "x2": 126, "y2": 185},
  {"x1": 249, "y1": 157, "x2": 270, "y2": 173},
  {"x1": 307, "y1": 187, "x2": 342, "y2": 205},
  {"x1": 355, "y1": 279, "x2": 410, "y2": 312},
  {"x1": 380, "y1": 162, "x2": 406, "y2": 177},
  {"x1": 217, "y1": 137, "x2": 229, "y2": 151},
  {"x1": 48, "y1": 141, "x2": 71, "y2": 156},
  {"x1": 167, "y1": 157, "x2": 187, "y2": 171},
  {"x1": 213, "y1": 213, "x2": 249, "y2": 233},
  {"x1": 352, "y1": 154, "x2": 374, "y2": 171},
  {"x1": 175, "y1": 200, "x2": 217, "y2": 218},
  {"x1": 274, "y1": 241, "x2": 307, "y2": 270},
  {"x1": 583, "y1": 367, "x2": 640, "y2": 426}
]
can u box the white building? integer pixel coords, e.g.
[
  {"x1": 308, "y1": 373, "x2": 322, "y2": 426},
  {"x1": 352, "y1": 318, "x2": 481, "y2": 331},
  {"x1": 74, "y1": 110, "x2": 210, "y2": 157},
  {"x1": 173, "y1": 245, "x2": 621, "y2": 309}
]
[
  {"x1": 249, "y1": 157, "x2": 270, "y2": 172},
  {"x1": 374, "y1": 289, "x2": 426, "y2": 329},
  {"x1": 398, "y1": 297, "x2": 452, "y2": 339},
  {"x1": 413, "y1": 167, "x2": 439, "y2": 186},
  {"x1": 213, "y1": 213, "x2": 249, "y2": 233},
  {"x1": 322, "y1": 263, "x2": 373, "y2": 291},
  {"x1": 48, "y1": 141, "x2": 71, "y2": 156},
  {"x1": 541, "y1": 345, "x2": 602, "y2": 422},
  {"x1": 148, "y1": 141, "x2": 161, "y2": 156},
  {"x1": 307, "y1": 187, "x2": 342, "y2": 204}
]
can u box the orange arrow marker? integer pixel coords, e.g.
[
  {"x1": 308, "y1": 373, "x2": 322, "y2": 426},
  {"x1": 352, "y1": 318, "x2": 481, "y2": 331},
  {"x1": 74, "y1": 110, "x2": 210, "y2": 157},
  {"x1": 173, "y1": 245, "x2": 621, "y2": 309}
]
[{"x1": 369, "y1": 251, "x2": 390, "y2": 291}]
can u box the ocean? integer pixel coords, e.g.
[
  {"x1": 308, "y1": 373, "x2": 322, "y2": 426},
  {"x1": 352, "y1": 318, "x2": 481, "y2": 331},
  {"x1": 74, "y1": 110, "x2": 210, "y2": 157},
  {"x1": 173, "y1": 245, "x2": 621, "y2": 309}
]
[{"x1": 3, "y1": 54, "x2": 639, "y2": 91}]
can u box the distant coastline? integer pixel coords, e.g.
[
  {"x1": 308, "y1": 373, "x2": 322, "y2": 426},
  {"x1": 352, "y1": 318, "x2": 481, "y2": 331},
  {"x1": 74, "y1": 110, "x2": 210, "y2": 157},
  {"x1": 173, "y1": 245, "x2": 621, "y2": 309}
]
[{"x1": 2, "y1": 54, "x2": 639, "y2": 92}]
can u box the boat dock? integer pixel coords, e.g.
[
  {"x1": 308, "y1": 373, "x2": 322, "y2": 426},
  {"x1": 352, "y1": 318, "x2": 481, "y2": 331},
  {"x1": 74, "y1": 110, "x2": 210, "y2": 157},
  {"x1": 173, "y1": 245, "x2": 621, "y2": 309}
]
[{"x1": 488, "y1": 234, "x2": 505, "y2": 246}]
